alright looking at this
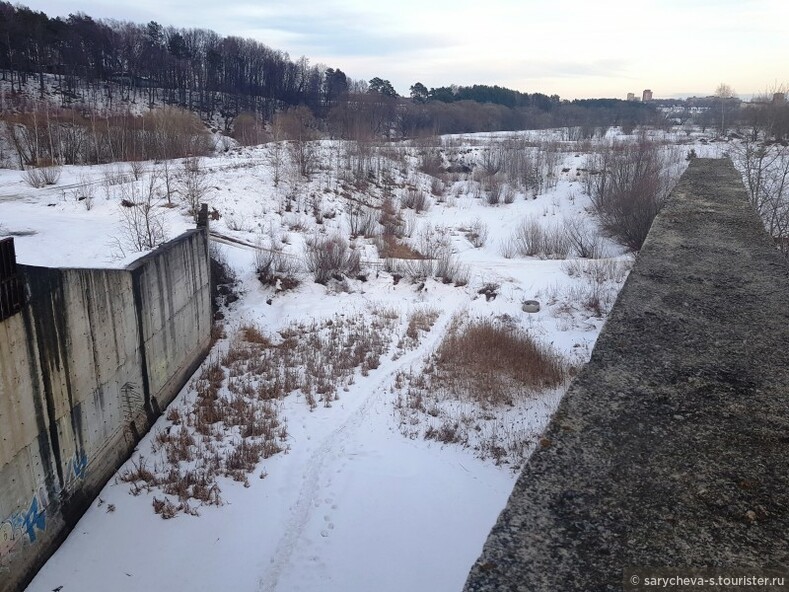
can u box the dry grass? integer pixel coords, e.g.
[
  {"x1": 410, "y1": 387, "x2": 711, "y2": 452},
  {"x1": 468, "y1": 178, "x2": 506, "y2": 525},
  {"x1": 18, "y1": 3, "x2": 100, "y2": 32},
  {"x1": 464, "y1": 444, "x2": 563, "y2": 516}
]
[
  {"x1": 394, "y1": 308, "x2": 440, "y2": 357},
  {"x1": 121, "y1": 310, "x2": 404, "y2": 517},
  {"x1": 394, "y1": 315, "x2": 573, "y2": 468},
  {"x1": 375, "y1": 234, "x2": 425, "y2": 260},
  {"x1": 435, "y1": 317, "x2": 567, "y2": 402}
]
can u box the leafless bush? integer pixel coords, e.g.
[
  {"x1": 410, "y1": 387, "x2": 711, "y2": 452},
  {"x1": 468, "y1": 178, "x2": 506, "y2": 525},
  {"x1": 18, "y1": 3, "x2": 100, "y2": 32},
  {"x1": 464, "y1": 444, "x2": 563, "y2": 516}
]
[
  {"x1": 22, "y1": 164, "x2": 60, "y2": 188},
  {"x1": 71, "y1": 174, "x2": 95, "y2": 210},
  {"x1": 180, "y1": 157, "x2": 211, "y2": 222},
  {"x1": 129, "y1": 160, "x2": 145, "y2": 180},
  {"x1": 588, "y1": 134, "x2": 680, "y2": 250},
  {"x1": 22, "y1": 167, "x2": 46, "y2": 188},
  {"x1": 401, "y1": 188, "x2": 431, "y2": 212},
  {"x1": 396, "y1": 308, "x2": 441, "y2": 354},
  {"x1": 435, "y1": 251, "x2": 470, "y2": 286},
  {"x1": 104, "y1": 164, "x2": 130, "y2": 187},
  {"x1": 347, "y1": 205, "x2": 379, "y2": 237},
  {"x1": 116, "y1": 171, "x2": 168, "y2": 253},
  {"x1": 561, "y1": 258, "x2": 631, "y2": 285},
  {"x1": 463, "y1": 219, "x2": 489, "y2": 248},
  {"x1": 485, "y1": 175, "x2": 504, "y2": 205},
  {"x1": 375, "y1": 234, "x2": 424, "y2": 260},
  {"x1": 225, "y1": 213, "x2": 254, "y2": 232},
  {"x1": 430, "y1": 177, "x2": 444, "y2": 196},
  {"x1": 304, "y1": 234, "x2": 361, "y2": 284},
  {"x1": 418, "y1": 148, "x2": 443, "y2": 177},
  {"x1": 255, "y1": 245, "x2": 300, "y2": 289},
  {"x1": 564, "y1": 216, "x2": 604, "y2": 258},
  {"x1": 509, "y1": 216, "x2": 571, "y2": 259}
]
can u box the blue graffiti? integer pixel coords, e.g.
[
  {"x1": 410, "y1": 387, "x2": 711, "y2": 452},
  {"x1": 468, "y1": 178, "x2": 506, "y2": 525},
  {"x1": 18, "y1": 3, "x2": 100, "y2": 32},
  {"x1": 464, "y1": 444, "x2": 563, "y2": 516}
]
[
  {"x1": 6, "y1": 494, "x2": 47, "y2": 545},
  {"x1": 66, "y1": 450, "x2": 88, "y2": 483}
]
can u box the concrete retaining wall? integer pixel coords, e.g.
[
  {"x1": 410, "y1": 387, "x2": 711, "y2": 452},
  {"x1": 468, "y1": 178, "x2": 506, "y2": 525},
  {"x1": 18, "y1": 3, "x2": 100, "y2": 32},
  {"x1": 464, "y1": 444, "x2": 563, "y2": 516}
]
[{"x1": 0, "y1": 228, "x2": 211, "y2": 592}]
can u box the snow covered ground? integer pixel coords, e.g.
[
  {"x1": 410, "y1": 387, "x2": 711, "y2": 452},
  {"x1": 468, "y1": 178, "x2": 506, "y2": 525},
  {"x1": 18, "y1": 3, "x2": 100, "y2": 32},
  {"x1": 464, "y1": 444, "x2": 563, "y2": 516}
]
[{"x1": 2, "y1": 129, "x2": 721, "y2": 592}]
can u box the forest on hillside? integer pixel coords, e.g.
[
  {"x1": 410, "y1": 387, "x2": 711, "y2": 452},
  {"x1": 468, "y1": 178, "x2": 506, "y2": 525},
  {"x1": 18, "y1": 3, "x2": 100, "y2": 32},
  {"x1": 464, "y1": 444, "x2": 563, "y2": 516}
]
[{"x1": 0, "y1": 1, "x2": 668, "y2": 168}]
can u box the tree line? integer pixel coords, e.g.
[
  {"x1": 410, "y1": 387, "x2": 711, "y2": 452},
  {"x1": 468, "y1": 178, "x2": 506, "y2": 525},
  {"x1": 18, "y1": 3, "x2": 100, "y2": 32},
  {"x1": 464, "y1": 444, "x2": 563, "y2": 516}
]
[
  {"x1": 0, "y1": 1, "x2": 670, "y2": 166},
  {"x1": 0, "y1": 2, "x2": 351, "y2": 121}
]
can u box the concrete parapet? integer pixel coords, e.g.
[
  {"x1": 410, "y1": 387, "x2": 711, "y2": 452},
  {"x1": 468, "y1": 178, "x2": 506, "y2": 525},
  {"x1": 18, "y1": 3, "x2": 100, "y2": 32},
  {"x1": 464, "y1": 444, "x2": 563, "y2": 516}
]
[
  {"x1": 0, "y1": 229, "x2": 211, "y2": 592},
  {"x1": 464, "y1": 159, "x2": 789, "y2": 591}
]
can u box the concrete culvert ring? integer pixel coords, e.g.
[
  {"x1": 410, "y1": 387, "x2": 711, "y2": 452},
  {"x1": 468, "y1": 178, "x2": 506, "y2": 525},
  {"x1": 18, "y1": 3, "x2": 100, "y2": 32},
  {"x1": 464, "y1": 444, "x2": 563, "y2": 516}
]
[{"x1": 522, "y1": 300, "x2": 540, "y2": 313}]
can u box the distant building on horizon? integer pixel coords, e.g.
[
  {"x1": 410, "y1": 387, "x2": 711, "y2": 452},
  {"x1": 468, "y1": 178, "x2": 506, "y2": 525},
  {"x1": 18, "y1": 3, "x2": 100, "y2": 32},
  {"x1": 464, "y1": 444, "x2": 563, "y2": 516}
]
[
  {"x1": 627, "y1": 92, "x2": 637, "y2": 101},
  {"x1": 642, "y1": 89, "x2": 653, "y2": 102}
]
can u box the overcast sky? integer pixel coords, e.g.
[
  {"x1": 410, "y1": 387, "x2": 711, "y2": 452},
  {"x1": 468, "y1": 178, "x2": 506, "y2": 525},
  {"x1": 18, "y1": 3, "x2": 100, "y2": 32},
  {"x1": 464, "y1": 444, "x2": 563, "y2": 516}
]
[{"x1": 23, "y1": 0, "x2": 789, "y2": 100}]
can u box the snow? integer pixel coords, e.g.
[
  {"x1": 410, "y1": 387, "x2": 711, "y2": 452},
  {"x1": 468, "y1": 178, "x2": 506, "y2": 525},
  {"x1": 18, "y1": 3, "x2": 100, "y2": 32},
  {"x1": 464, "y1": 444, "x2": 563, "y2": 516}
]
[{"x1": 3, "y1": 128, "x2": 717, "y2": 592}]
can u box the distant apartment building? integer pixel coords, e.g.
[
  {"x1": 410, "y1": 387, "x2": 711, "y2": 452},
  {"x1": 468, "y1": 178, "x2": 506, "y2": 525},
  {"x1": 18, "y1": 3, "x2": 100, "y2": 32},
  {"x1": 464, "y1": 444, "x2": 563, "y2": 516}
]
[
  {"x1": 642, "y1": 89, "x2": 653, "y2": 102},
  {"x1": 627, "y1": 92, "x2": 636, "y2": 101}
]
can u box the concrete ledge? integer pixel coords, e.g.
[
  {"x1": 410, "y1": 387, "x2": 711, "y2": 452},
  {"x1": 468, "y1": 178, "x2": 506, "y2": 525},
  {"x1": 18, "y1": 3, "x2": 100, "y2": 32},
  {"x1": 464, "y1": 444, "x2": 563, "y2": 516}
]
[{"x1": 464, "y1": 159, "x2": 789, "y2": 591}]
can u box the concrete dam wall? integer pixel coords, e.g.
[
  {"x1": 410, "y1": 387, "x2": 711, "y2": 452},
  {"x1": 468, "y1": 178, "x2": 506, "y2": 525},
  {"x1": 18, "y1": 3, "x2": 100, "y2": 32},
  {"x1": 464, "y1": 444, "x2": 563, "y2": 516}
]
[{"x1": 0, "y1": 228, "x2": 212, "y2": 592}]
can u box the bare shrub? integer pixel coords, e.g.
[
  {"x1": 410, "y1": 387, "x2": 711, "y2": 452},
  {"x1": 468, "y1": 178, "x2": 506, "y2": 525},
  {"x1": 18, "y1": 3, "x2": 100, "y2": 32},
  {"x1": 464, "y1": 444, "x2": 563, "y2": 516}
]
[
  {"x1": 255, "y1": 245, "x2": 300, "y2": 289},
  {"x1": 304, "y1": 235, "x2": 361, "y2": 284},
  {"x1": 116, "y1": 171, "x2": 168, "y2": 253},
  {"x1": 180, "y1": 157, "x2": 211, "y2": 222},
  {"x1": 564, "y1": 216, "x2": 604, "y2": 258},
  {"x1": 396, "y1": 308, "x2": 441, "y2": 353},
  {"x1": 21, "y1": 167, "x2": 46, "y2": 188},
  {"x1": 225, "y1": 213, "x2": 254, "y2": 232},
  {"x1": 430, "y1": 177, "x2": 444, "y2": 196},
  {"x1": 375, "y1": 235, "x2": 424, "y2": 259},
  {"x1": 104, "y1": 164, "x2": 129, "y2": 187},
  {"x1": 485, "y1": 175, "x2": 504, "y2": 205},
  {"x1": 347, "y1": 205, "x2": 379, "y2": 238},
  {"x1": 436, "y1": 318, "x2": 567, "y2": 396},
  {"x1": 588, "y1": 134, "x2": 680, "y2": 250},
  {"x1": 39, "y1": 165, "x2": 61, "y2": 185},
  {"x1": 22, "y1": 165, "x2": 60, "y2": 188},
  {"x1": 67, "y1": 174, "x2": 96, "y2": 210},
  {"x1": 510, "y1": 216, "x2": 571, "y2": 259},
  {"x1": 463, "y1": 219, "x2": 489, "y2": 248},
  {"x1": 418, "y1": 148, "x2": 443, "y2": 177},
  {"x1": 435, "y1": 251, "x2": 470, "y2": 286},
  {"x1": 401, "y1": 188, "x2": 430, "y2": 213},
  {"x1": 129, "y1": 160, "x2": 145, "y2": 180}
]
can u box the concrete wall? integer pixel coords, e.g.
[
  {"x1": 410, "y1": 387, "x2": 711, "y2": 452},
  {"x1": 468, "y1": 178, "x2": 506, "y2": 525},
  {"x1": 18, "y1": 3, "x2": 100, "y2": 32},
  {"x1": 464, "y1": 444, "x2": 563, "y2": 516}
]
[{"x1": 0, "y1": 228, "x2": 211, "y2": 592}]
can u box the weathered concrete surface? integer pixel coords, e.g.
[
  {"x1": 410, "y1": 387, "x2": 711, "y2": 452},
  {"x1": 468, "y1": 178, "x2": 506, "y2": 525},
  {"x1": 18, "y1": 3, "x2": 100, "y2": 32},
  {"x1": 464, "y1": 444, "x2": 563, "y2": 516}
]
[
  {"x1": 464, "y1": 158, "x2": 789, "y2": 591},
  {"x1": 0, "y1": 229, "x2": 211, "y2": 592}
]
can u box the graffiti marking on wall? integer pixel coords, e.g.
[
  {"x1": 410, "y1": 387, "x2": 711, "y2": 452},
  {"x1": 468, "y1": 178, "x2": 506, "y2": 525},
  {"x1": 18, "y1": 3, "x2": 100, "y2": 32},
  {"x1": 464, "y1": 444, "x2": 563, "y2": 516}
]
[
  {"x1": 0, "y1": 488, "x2": 49, "y2": 558},
  {"x1": 65, "y1": 449, "x2": 88, "y2": 486}
]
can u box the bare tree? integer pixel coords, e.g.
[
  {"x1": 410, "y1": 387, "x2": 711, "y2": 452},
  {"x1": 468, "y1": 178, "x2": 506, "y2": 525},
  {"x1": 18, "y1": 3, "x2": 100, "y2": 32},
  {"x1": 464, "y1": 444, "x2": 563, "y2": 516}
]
[
  {"x1": 179, "y1": 157, "x2": 211, "y2": 222},
  {"x1": 715, "y1": 83, "x2": 737, "y2": 137},
  {"x1": 731, "y1": 140, "x2": 789, "y2": 254},
  {"x1": 274, "y1": 106, "x2": 320, "y2": 178},
  {"x1": 117, "y1": 171, "x2": 168, "y2": 253}
]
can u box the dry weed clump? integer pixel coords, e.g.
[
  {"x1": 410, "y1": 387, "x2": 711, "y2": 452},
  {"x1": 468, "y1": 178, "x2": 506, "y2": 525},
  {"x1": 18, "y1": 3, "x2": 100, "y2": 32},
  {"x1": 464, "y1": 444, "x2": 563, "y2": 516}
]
[
  {"x1": 394, "y1": 308, "x2": 441, "y2": 357},
  {"x1": 394, "y1": 315, "x2": 572, "y2": 468},
  {"x1": 122, "y1": 307, "x2": 438, "y2": 518},
  {"x1": 120, "y1": 351, "x2": 288, "y2": 518},
  {"x1": 304, "y1": 234, "x2": 360, "y2": 284},
  {"x1": 436, "y1": 317, "x2": 567, "y2": 401},
  {"x1": 544, "y1": 257, "x2": 633, "y2": 325}
]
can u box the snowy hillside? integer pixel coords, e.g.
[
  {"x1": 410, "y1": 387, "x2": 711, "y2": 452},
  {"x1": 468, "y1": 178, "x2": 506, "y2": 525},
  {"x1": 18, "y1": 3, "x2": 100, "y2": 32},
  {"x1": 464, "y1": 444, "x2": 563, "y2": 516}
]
[{"x1": 2, "y1": 128, "x2": 716, "y2": 592}]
